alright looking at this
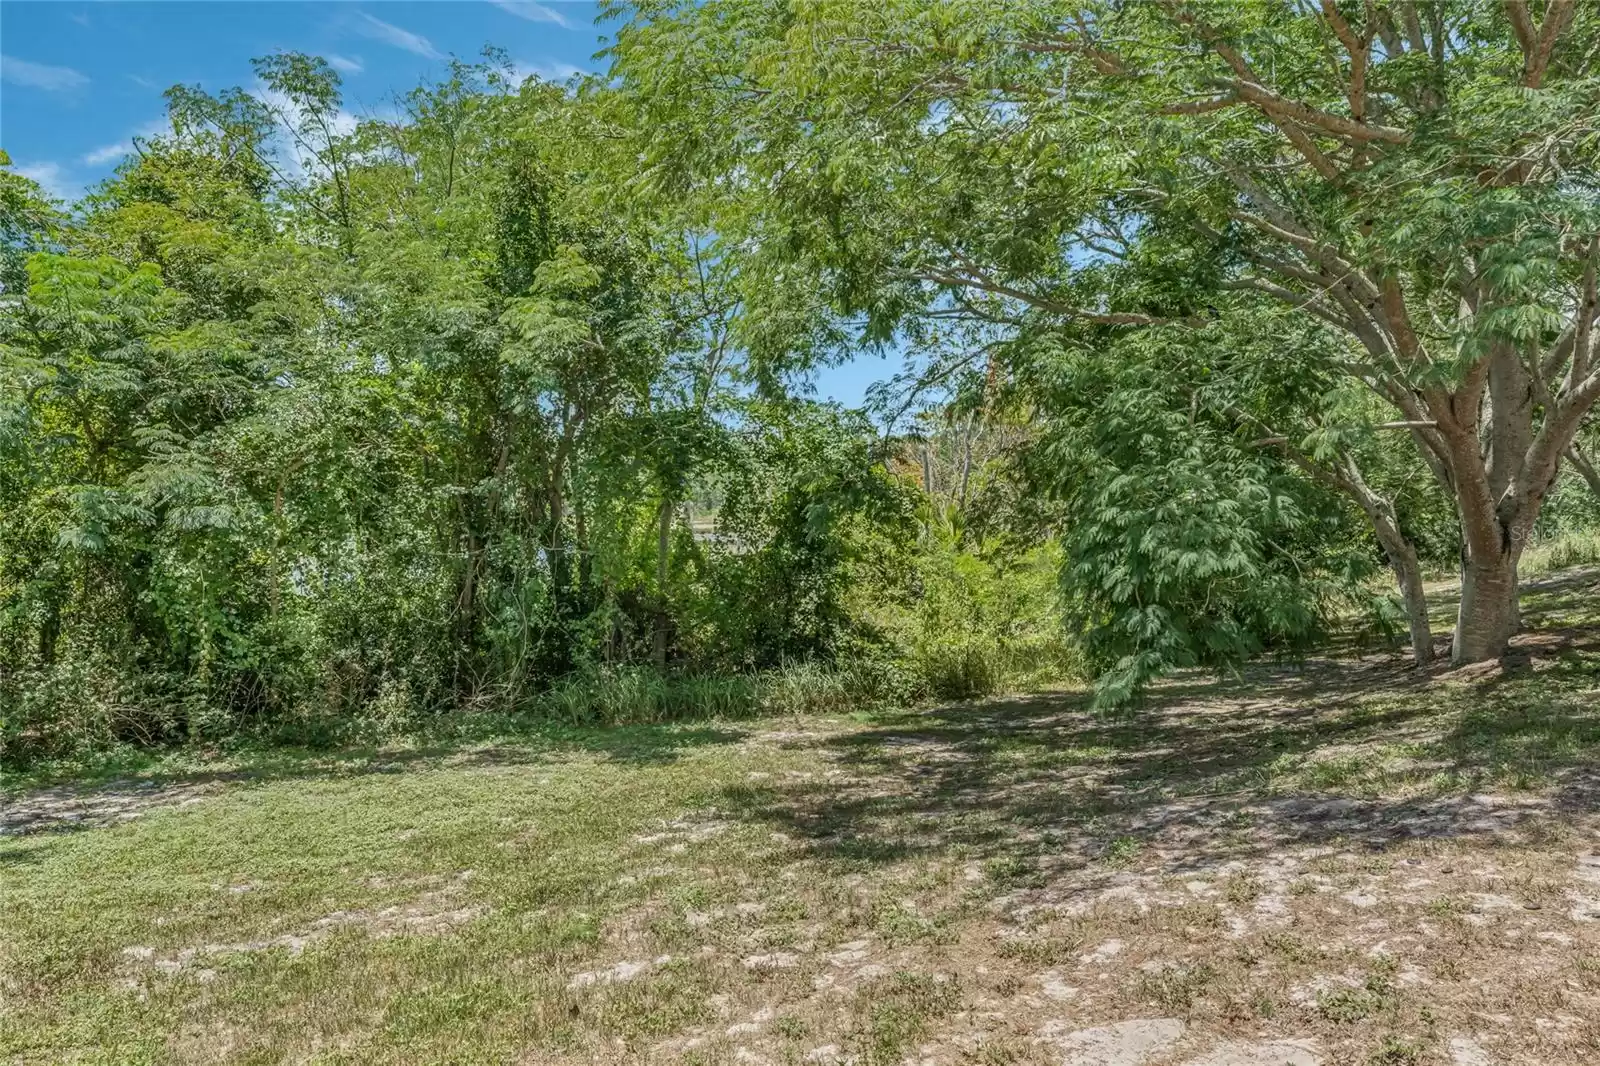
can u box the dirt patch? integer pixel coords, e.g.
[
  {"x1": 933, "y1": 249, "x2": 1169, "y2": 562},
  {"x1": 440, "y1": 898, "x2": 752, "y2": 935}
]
[
  {"x1": 1179, "y1": 1039, "x2": 1321, "y2": 1066},
  {"x1": 569, "y1": 956, "x2": 672, "y2": 989},
  {"x1": 1036, "y1": 1017, "x2": 1184, "y2": 1065},
  {"x1": 2, "y1": 778, "x2": 224, "y2": 835},
  {"x1": 120, "y1": 872, "x2": 482, "y2": 979}
]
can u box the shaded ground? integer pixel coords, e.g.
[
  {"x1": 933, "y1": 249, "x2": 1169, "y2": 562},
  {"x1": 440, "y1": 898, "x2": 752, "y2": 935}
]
[{"x1": 3, "y1": 569, "x2": 1600, "y2": 1065}]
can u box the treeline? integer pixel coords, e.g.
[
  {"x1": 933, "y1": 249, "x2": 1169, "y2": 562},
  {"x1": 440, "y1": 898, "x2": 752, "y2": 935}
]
[
  {"x1": 7, "y1": 1, "x2": 1600, "y2": 764},
  {"x1": 0, "y1": 58, "x2": 1071, "y2": 764}
]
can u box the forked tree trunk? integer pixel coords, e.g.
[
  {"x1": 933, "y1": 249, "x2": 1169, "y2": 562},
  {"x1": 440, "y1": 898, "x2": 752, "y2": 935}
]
[{"x1": 1453, "y1": 547, "x2": 1520, "y2": 664}]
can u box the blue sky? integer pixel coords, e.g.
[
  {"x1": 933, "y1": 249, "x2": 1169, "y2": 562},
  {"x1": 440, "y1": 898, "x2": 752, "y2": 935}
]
[{"x1": 0, "y1": 0, "x2": 891, "y2": 406}]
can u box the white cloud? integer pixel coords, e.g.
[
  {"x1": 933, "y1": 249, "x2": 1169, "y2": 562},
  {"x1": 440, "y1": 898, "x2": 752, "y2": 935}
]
[
  {"x1": 253, "y1": 84, "x2": 359, "y2": 178},
  {"x1": 81, "y1": 119, "x2": 169, "y2": 168},
  {"x1": 490, "y1": 1, "x2": 574, "y2": 28},
  {"x1": 1, "y1": 54, "x2": 90, "y2": 91},
  {"x1": 16, "y1": 162, "x2": 70, "y2": 201},
  {"x1": 326, "y1": 53, "x2": 364, "y2": 75},
  {"x1": 82, "y1": 142, "x2": 131, "y2": 166},
  {"x1": 512, "y1": 60, "x2": 587, "y2": 83},
  {"x1": 353, "y1": 13, "x2": 443, "y2": 60}
]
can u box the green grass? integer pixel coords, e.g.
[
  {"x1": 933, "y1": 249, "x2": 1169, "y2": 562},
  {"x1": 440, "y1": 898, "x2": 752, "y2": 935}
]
[
  {"x1": 1521, "y1": 531, "x2": 1600, "y2": 577},
  {"x1": 848, "y1": 971, "x2": 962, "y2": 1063},
  {"x1": 4, "y1": 571, "x2": 1600, "y2": 1065},
  {"x1": 2, "y1": 729, "x2": 818, "y2": 1064}
]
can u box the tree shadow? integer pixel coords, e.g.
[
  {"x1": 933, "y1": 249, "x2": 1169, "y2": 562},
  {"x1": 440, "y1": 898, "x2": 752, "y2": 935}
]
[
  {"x1": 0, "y1": 722, "x2": 750, "y2": 837},
  {"x1": 718, "y1": 619, "x2": 1600, "y2": 881},
  {"x1": 7, "y1": 568, "x2": 1595, "y2": 848}
]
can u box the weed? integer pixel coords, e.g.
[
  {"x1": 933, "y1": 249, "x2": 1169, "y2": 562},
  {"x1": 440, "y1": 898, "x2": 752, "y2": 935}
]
[
  {"x1": 1319, "y1": 986, "x2": 1378, "y2": 1024},
  {"x1": 1319, "y1": 957, "x2": 1400, "y2": 1024},
  {"x1": 1104, "y1": 836, "x2": 1143, "y2": 867},
  {"x1": 1425, "y1": 895, "x2": 1468, "y2": 917},
  {"x1": 983, "y1": 855, "x2": 1043, "y2": 887},
  {"x1": 995, "y1": 928, "x2": 1085, "y2": 966},
  {"x1": 849, "y1": 972, "x2": 961, "y2": 1065},
  {"x1": 1137, "y1": 962, "x2": 1217, "y2": 1012},
  {"x1": 1263, "y1": 932, "x2": 1317, "y2": 964},
  {"x1": 1367, "y1": 1036, "x2": 1423, "y2": 1065},
  {"x1": 1224, "y1": 874, "x2": 1264, "y2": 904},
  {"x1": 872, "y1": 899, "x2": 957, "y2": 946}
]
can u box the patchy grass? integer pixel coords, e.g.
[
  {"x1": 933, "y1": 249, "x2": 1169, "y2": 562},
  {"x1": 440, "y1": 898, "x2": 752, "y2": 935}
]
[{"x1": 4, "y1": 570, "x2": 1600, "y2": 1064}]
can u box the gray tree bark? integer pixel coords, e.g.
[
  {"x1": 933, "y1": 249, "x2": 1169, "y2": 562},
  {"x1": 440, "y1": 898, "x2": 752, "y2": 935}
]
[
  {"x1": 1567, "y1": 442, "x2": 1600, "y2": 500},
  {"x1": 1453, "y1": 547, "x2": 1521, "y2": 664},
  {"x1": 1376, "y1": 522, "x2": 1434, "y2": 666}
]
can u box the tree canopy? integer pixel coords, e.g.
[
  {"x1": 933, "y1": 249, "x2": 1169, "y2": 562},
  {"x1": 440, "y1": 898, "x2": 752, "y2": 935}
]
[
  {"x1": 611, "y1": 0, "x2": 1600, "y2": 668},
  {"x1": 5, "y1": 2, "x2": 1600, "y2": 760}
]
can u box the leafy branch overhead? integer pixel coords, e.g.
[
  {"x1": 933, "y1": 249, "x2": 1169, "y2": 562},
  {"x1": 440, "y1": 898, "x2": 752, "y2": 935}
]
[
  {"x1": 611, "y1": 0, "x2": 1600, "y2": 669},
  {"x1": 4, "y1": 3, "x2": 1600, "y2": 759}
]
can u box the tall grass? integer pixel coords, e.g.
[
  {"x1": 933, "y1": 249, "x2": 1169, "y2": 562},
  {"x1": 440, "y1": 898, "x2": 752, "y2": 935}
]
[
  {"x1": 3, "y1": 641, "x2": 1085, "y2": 776},
  {"x1": 534, "y1": 662, "x2": 860, "y2": 727},
  {"x1": 530, "y1": 640, "x2": 1084, "y2": 729},
  {"x1": 1522, "y1": 530, "x2": 1600, "y2": 576}
]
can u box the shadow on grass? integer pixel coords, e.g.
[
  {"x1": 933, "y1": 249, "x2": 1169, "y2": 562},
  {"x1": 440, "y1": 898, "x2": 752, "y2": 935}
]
[
  {"x1": 0, "y1": 721, "x2": 750, "y2": 837},
  {"x1": 719, "y1": 577, "x2": 1600, "y2": 879},
  {"x1": 7, "y1": 568, "x2": 1597, "y2": 854},
  {"x1": 728, "y1": 692, "x2": 1598, "y2": 880}
]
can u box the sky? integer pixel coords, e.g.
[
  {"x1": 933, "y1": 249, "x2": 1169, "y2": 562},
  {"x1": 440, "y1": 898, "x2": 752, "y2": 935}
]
[{"x1": 0, "y1": 0, "x2": 892, "y2": 406}]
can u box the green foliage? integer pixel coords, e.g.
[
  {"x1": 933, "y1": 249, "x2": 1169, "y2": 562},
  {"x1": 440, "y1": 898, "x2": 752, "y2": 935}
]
[
  {"x1": 687, "y1": 403, "x2": 918, "y2": 668},
  {"x1": 610, "y1": 0, "x2": 1600, "y2": 677},
  {"x1": 1018, "y1": 324, "x2": 1391, "y2": 707},
  {"x1": 534, "y1": 659, "x2": 882, "y2": 728},
  {"x1": 10, "y1": 1, "x2": 1600, "y2": 758},
  {"x1": 0, "y1": 66, "x2": 1076, "y2": 767}
]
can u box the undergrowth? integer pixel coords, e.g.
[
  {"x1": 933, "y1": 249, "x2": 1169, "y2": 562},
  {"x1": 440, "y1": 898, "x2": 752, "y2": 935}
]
[{"x1": 1521, "y1": 530, "x2": 1600, "y2": 576}]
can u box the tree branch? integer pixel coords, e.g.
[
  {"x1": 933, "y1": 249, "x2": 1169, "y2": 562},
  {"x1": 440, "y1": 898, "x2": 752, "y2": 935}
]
[
  {"x1": 1526, "y1": 0, "x2": 1575, "y2": 87},
  {"x1": 1567, "y1": 236, "x2": 1598, "y2": 391},
  {"x1": 1223, "y1": 77, "x2": 1408, "y2": 144},
  {"x1": 1219, "y1": 276, "x2": 1353, "y2": 331},
  {"x1": 913, "y1": 266, "x2": 1193, "y2": 327},
  {"x1": 1567, "y1": 440, "x2": 1600, "y2": 499},
  {"x1": 1162, "y1": 95, "x2": 1238, "y2": 116},
  {"x1": 1319, "y1": 0, "x2": 1369, "y2": 124},
  {"x1": 1011, "y1": 34, "x2": 1124, "y2": 76}
]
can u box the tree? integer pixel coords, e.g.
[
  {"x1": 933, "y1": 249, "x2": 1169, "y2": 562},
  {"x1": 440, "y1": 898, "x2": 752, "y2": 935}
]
[
  {"x1": 7, "y1": 51, "x2": 976, "y2": 760},
  {"x1": 610, "y1": 0, "x2": 1600, "y2": 665}
]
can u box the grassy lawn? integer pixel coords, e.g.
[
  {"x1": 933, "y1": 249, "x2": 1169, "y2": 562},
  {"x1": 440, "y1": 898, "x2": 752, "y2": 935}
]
[{"x1": 4, "y1": 568, "x2": 1600, "y2": 1065}]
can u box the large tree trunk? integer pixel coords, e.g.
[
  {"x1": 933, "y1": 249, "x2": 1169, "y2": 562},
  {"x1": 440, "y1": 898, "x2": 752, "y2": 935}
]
[{"x1": 1453, "y1": 547, "x2": 1520, "y2": 664}]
